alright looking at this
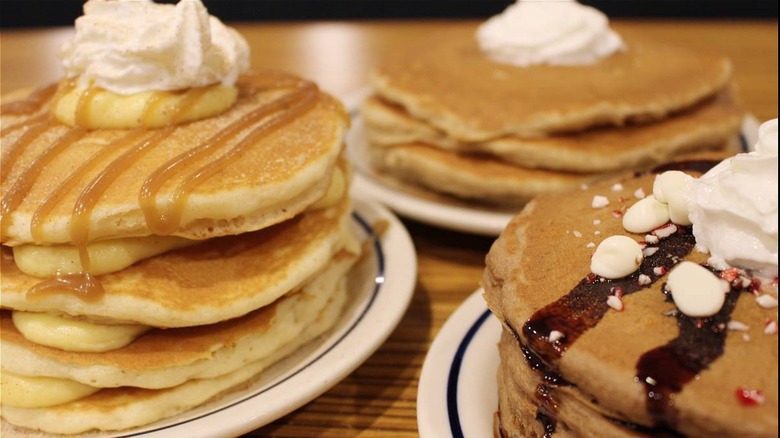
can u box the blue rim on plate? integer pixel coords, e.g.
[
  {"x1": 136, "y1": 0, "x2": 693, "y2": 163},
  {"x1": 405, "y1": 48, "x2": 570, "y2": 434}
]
[{"x1": 446, "y1": 309, "x2": 493, "y2": 438}]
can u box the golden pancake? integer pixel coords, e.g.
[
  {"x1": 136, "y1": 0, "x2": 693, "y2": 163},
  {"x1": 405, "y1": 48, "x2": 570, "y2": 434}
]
[
  {"x1": 0, "y1": 193, "x2": 355, "y2": 327},
  {"x1": 483, "y1": 160, "x2": 777, "y2": 437},
  {"x1": 370, "y1": 142, "x2": 616, "y2": 207},
  {"x1": 371, "y1": 27, "x2": 732, "y2": 141},
  {"x1": 0, "y1": 255, "x2": 353, "y2": 436},
  {"x1": 361, "y1": 90, "x2": 744, "y2": 173},
  {"x1": 1, "y1": 71, "x2": 348, "y2": 246},
  {"x1": 0, "y1": 246, "x2": 358, "y2": 391}
]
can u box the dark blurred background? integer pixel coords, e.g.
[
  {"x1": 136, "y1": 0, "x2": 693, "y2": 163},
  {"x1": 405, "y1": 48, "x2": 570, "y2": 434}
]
[{"x1": 1, "y1": 0, "x2": 778, "y2": 28}]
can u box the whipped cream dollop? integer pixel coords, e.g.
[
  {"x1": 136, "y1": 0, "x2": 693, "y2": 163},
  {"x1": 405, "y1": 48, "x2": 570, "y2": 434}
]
[
  {"x1": 687, "y1": 119, "x2": 778, "y2": 278},
  {"x1": 60, "y1": 0, "x2": 250, "y2": 94},
  {"x1": 475, "y1": 0, "x2": 625, "y2": 67}
]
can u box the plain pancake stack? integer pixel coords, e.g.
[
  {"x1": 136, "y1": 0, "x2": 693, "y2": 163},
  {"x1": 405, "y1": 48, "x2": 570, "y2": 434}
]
[
  {"x1": 482, "y1": 158, "x2": 777, "y2": 437},
  {"x1": 360, "y1": 26, "x2": 744, "y2": 207},
  {"x1": 0, "y1": 71, "x2": 361, "y2": 435}
]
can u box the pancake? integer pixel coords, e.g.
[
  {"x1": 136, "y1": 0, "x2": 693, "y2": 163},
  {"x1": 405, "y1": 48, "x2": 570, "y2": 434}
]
[
  {"x1": 1, "y1": 71, "x2": 349, "y2": 246},
  {"x1": 361, "y1": 90, "x2": 744, "y2": 173},
  {"x1": 0, "y1": 191, "x2": 354, "y2": 327},
  {"x1": 368, "y1": 142, "x2": 602, "y2": 207},
  {"x1": 482, "y1": 160, "x2": 778, "y2": 437},
  {"x1": 0, "y1": 245, "x2": 358, "y2": 391},
  {"x1": 0, "y1": 250, "x2": 355, "y2": 436},
  {"x1": 370, "y1": 26, "x2": 733, "y2": 141}
]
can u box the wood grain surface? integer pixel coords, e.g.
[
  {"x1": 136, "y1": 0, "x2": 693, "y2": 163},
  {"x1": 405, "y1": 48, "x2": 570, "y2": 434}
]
[{"x1": 1, "y1": 19, "x2": 777, "y2": 438}]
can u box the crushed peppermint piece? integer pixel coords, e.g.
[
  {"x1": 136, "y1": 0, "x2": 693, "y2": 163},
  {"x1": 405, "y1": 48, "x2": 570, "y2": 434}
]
[
  {"x1": 638, "y1": 274, "x2": 651, "y2": 286},
  {"x1": 549, "y1": 330, "x2": 564, "y2": 342},
  {"x1": 593, "y1": 219, "x2": 601, "y2": 225},
  {"x1": 720, "y1": 268, "x2": 743, "y2": 282},
  {"x1": 611, "y1": 183, "x2": 624, "y2": 191},
  {"x1": 606, "y1": 295, "x2": 623, "y2": 311},
  {"x1": 645, "y1": 234, "x2": 660, "y2": 244},
  {"x1": 653, "y1": 224, "x2": 678, "y2": 239},
  {"x1": 743, "y1": 333, "x2": 751, "y2": 342},
  {"x1": 653, "y1": 266, "x2": 667, "y2": 276},
  {"x1": 727, "y1": 320, "x2": 750, "y2": 331},
  {"x1": 755, "y1": 294, "x2": 778, "y2": 309},
  {"x1": 736, "y1": 387, "x2": 766, "y2": 406},
  {"x1": 663, "y1": 309, "x2": 679, "y2": 317},
  {"x1": 634, "y1": 188, "x2": 646, "y2": 199},
  {"x1": 765, "y1": 319, "x2": 778, "y2": 335},
  {"x1": 586, "y1": 242, "x2": 596, "y2": 248},
  {"x1": 642, "y1": 247, "x2": 659, "y2": 257},
  {"x1": 580, "y1": 183, "x2": 589, "y2": 191},
  {"x1": 573, "y1": 230, "x2": 582, "y2": 238},
  {"x1": 594, "y1": 230, "x2": 601, "y2": 235},
  {"x1": 612, "y1": 210, "x2": 623, "y2": 218},
  {"x1": 592, "y1": 195, "x2": 610, "y2": 208}
]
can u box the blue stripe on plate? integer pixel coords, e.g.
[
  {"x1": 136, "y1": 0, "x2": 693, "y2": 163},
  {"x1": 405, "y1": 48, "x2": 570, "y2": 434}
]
[
  {"x1": 446, "y1": 309, "x2": 493, "y2": 438},
  {"x1": 123, "y1": 211, "x2": 385, "y2": 437}
]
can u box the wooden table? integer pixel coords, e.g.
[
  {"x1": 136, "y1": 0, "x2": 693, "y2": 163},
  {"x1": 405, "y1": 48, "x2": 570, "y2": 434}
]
[{"x1": 1, "y1": 19, "x2": 777, "y2": 438}]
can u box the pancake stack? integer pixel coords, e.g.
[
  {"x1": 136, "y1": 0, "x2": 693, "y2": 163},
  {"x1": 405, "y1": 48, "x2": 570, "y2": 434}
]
[
  {"x1": 482, "y1": 157, "x2": 777, "y2": 437},
  {"x1": 360, "y1": 26, "x2": 744, "y2": 207},
  {"x1": 0, "y1": 70, "x2": 360, "y2": 435}
]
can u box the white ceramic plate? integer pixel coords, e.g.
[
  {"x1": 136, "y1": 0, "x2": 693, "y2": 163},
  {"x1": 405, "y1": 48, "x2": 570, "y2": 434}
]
[
  {"x1": 417, "y1": 289, "x2": 502, "y2": 438},
  {"x1": 78, "y1": 196, "x2": 417, "y2": 438},
  {"x1": 342, "y1": 88, "x2": 761, "y2": 237}
]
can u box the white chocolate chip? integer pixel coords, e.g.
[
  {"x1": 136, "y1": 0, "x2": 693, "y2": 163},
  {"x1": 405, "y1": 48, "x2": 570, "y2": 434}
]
[
  {"x1": 653, "y1": 171, "x2": 689, "y2": 203},
  {"x1": 665, "y1": 189, "x2": 692, "y2": 226},
  {"x1": 653, "y1": 171, "x2": 693, "y2": 225},
  {"x1": 592, "y1": 195, "x2": 610, "y2": 208},
  {"x1": 590, "y1": 235, "x2": 644, "y2": 279},
  {"x1": 623, "y1": 195, "x2": 670, "y2": 233},
  {"x1": 667, "y1": 261, "x2": 730, "y2": 317},
  {"x1": 755, "y1": 294, "x2": 778, "y2": 309}
]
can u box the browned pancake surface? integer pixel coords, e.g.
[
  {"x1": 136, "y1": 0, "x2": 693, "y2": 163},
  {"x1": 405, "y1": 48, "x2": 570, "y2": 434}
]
[
  {"x1": 372, "y1": 27, "x2": 732, "y2": 141},
  {"x1": 483, "y1": 162, "x2": 777, "y2": 437},
  {"x1": 1, "y1": 71, "x2": 349, "y2": 245}
]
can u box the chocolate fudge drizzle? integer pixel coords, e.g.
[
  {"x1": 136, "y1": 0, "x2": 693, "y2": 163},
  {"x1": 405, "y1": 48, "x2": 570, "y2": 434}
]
[
  {"x1": 513, "y1": 159, "x2": 741, "y2": 436},
  {"x1": 0, "y1": 72, "x2": 321, "y2": 302},
  {"x1": 638, "y1": 269, "x2": 752, "y2": 428},
  {"x1": 522, "y1": 229, "x2": 696, "y2": 367}
]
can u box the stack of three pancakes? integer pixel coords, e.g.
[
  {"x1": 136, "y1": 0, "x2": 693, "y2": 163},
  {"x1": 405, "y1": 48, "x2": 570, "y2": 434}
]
[
  {"x1": 0, "y1": 71, "x2": 359, "y2": 435},
  {"x1": 360, "y1": 26, "x2": 744, "y2": 207}
]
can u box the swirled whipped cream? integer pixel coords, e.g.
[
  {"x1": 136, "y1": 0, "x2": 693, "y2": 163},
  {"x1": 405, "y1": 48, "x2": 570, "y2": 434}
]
[
  {"x1": 475, "y1": 0, "x2": 625, "y2": 67},
  {"x1": 687, "y1": 118, "x2": 778, "y2": 277},
  {"x1": 60, "y1": 0, "x2": 250, "y2": 94}
]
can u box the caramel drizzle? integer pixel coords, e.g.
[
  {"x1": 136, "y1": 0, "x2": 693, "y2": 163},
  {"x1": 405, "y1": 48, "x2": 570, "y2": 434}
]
[
  {"x1": 1, "y1": 127, "x2": 86, "y2": 237},
  {"x1": 2, "y1": 72, "x2": 320, "y2": 303},
  {"x1": 140, "y1": 79, "x2": 317, "y2": 234},
  {"x1": 30, "y1": 129, "x2": 150, "y2": 243},
  {"x1": 0, "y1": 114, "x2": 55, "y2": 185},
  {"x1": 27, "y1": 128, "x2": 176, "y2": 303},
  {"x1": 0, "y1": 82, "x2": 58, "y2": 116}
]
